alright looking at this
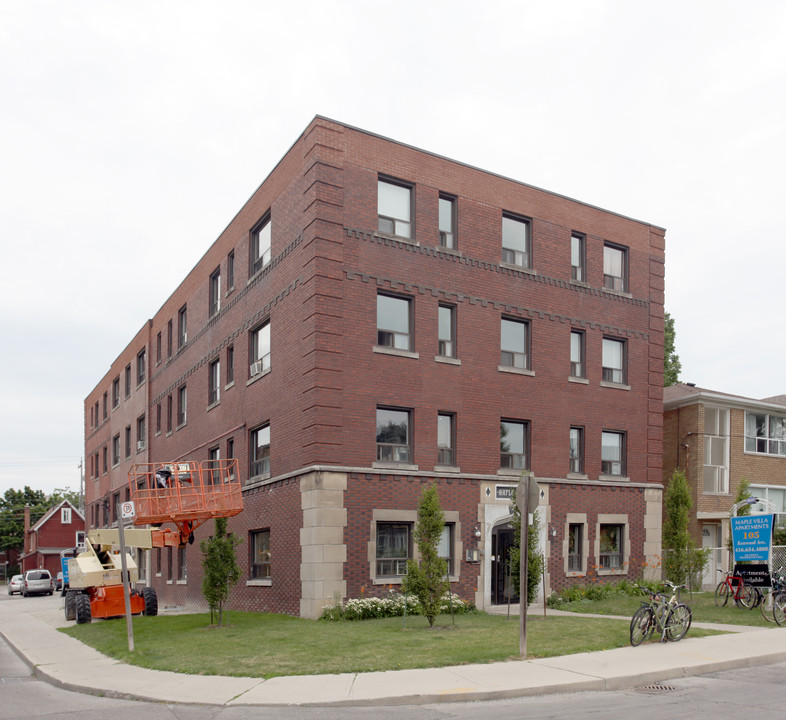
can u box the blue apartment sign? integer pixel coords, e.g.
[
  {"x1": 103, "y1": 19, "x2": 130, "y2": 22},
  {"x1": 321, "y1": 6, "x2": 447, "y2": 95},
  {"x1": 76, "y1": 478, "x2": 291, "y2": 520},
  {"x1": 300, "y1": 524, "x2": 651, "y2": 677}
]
[{"x1": 731, "y1": 514, "x2": 773, "y2": 563}]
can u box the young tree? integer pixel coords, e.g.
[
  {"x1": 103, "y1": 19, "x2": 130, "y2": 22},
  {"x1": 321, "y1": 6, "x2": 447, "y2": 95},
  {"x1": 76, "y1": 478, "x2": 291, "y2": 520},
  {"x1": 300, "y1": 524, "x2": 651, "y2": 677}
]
[
  {"x1": 509, "y1": 484, "x2": 544, "y2": 605},
  {"x1": 403, "y1": 483, "x2": 448, "y2": 627},
  {"x1": 663, "y1": 469, "x2": 696, "y2": 585},
  {"x1": 664, "y1": 311, "x2": 682, "y2": 386},
  {"x1": 200, "y1": 517, "x2": 242, "y2": 627}
]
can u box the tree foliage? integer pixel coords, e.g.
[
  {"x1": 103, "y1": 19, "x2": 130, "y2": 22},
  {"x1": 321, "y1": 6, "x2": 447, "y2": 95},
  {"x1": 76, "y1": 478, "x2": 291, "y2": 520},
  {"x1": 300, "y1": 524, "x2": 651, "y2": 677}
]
[
  {"x1": 509, "y1": 478, "x2": 544, "y2": 605},
  {"x1": 664, "y1": 311, "x2": 682, "y2": 386},
  {"x1": 403, "y1": 483, "x2": 448, "y2": 627},
  {"x1": 200, "y1": 517, "x2": 242, "y2": 627},
  {"x1": 0, "y1": 486, "x2": 79, "y2": 553}
]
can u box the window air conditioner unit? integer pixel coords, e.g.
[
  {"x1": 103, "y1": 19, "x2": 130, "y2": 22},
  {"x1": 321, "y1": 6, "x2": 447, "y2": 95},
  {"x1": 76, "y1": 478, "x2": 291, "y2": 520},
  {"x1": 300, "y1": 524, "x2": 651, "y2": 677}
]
[
  {"x1": 137, "y1": 441, "x2": 145, "y2": 451},
  {"x1": 250, "y1": 361, "x2": 263, "y2": 376}
]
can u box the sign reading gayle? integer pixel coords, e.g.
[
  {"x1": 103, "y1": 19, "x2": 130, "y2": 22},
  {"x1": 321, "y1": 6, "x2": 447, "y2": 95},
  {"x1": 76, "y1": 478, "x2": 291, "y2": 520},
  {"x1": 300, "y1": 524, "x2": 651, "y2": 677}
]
[{"x1": 731, "y1": 514, "x2": 773, "y2": 563}]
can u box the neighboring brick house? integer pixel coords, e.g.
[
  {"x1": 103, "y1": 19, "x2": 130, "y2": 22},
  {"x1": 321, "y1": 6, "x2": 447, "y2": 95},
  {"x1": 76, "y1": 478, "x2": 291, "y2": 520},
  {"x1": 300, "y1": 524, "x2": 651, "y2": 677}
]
[
  {"x1": 663, "y1": 382, "x2": 786, "y2": 587},
  {"x1": 84, "y1": 117, "x2": 666, "y2": 618},
  {"x1": 20, "y1": 500, "x2": 85, "y2": 575}
]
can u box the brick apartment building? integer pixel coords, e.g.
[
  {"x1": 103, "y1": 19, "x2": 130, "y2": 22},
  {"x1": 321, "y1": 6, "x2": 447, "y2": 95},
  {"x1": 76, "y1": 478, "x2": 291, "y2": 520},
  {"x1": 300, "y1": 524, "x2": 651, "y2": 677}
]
[
  {"x1": 663, "y1": 382, "x2": 786, "y2": 587},
  {"x1": 84, "y1": 117, "x2": 666, "y2": 618}
]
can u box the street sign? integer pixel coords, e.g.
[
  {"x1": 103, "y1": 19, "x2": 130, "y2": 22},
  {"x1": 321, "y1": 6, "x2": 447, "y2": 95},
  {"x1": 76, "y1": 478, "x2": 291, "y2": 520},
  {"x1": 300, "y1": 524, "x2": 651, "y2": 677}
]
[{"x1": 121, "y1": 501, "x2": 136, "y2": 520}]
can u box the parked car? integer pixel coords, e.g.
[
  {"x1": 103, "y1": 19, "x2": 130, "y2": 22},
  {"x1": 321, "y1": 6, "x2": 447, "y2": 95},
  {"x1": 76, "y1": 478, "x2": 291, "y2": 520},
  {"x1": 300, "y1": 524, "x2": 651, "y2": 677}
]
[
  {"x1": 55, "y1": 572, "x2": 63, "y2": 591},
  {"x1": 22, "y1": 569, "x2": 54, "y2": 597},
  {"x1": 7, "y1": 575, "x2": 23, "y2": 595}
]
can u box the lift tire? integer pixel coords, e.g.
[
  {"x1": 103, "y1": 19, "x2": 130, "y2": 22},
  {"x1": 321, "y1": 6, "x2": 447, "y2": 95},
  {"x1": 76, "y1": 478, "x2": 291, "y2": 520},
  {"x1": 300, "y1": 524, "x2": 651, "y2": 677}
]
[
  {"x1": 75, "y1": 593, "x2": 92, "y2": 624},
  {"x1": 142, "y1": 586, "x2": 158, "y2": 616},
  {"x1": 64, "y1": 591, "x2": 76, "y2": 621}
]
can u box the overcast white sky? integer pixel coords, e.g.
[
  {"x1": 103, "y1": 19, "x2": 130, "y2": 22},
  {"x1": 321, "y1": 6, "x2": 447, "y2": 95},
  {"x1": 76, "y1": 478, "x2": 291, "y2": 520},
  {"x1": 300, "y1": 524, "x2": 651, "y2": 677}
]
[{"x1": 2, "y1": 0, "x2": 785, "y2": 496}]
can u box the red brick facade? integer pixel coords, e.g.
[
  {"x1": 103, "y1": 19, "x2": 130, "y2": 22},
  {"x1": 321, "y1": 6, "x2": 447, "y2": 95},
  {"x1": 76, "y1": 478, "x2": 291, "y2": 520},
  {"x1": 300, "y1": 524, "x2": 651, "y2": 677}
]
[{"x1": 85, "y1": 117, "x2": 665, "y2": 616}]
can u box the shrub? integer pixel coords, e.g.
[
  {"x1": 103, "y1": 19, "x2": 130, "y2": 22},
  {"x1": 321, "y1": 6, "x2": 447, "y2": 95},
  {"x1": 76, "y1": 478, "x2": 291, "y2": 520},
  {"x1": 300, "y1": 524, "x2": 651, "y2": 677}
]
[{"x1": 320, "y1": 590, "x2": 476, "y2": 621}]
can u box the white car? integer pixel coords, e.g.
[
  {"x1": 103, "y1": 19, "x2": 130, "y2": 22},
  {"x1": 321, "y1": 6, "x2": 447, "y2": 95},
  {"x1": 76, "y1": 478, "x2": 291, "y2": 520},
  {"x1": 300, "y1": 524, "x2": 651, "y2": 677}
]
[
  {"x1": 7, "y1": 575, "x2": 23, "y2": 595},
  {"x1": 22, "y1": 569, "x2": 54, "y2": 596}
]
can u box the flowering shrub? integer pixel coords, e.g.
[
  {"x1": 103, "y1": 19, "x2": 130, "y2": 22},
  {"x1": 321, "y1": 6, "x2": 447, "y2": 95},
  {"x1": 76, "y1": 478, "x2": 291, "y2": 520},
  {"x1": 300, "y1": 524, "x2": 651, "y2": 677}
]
[{"x1": 320, "y1": 590, "x2": 476, "y2": 621}]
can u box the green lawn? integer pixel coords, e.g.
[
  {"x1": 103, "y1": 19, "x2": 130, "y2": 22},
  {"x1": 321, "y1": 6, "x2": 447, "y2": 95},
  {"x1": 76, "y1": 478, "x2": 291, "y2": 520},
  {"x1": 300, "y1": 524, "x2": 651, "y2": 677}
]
[{"x1": 60, "y1": 609, "x2": 722, "y2": 678}]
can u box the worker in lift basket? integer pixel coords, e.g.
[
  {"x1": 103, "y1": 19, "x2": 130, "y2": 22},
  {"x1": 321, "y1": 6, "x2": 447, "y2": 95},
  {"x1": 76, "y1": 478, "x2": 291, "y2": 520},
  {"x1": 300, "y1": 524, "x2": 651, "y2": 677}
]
[{"x1": 155, "y1": 468, "x2": 172, "y2": 488}]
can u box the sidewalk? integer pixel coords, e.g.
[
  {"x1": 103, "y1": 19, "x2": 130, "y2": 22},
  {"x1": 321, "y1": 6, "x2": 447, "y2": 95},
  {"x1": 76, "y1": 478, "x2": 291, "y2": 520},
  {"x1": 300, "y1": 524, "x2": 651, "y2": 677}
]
[{"x1": 2, "y1": 597, "x2": 786, "y2": 707}]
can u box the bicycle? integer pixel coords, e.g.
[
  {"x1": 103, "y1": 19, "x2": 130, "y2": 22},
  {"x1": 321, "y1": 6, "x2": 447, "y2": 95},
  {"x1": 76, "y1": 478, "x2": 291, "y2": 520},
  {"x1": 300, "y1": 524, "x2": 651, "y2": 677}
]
[
  {"x1": 630, "y1": 581, "x2": 692, "y2": 646},
  {"x1": 760, "y1": 566, "x2": 786, "y2": 624},
  {"x1": 714, "y1": 568, "x2": 757, "y2": 609}
]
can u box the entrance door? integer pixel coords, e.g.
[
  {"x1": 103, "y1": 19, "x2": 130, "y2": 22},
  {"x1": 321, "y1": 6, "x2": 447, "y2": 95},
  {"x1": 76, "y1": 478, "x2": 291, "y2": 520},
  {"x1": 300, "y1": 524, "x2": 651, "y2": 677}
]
[
  {"x1": 491, "y1": 525, "x2": 519, "y2": 604},
  {"x1": 702, "y1": 524, "x2": 721, "y2": 589}
]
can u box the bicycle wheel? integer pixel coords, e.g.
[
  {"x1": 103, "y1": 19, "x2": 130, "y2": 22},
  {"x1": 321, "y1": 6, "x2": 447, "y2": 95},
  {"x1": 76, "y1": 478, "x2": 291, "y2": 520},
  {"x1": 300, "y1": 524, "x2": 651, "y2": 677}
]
[
  {"x1": 736, "y1": 582, "x2": 757, "y2": 610},
  {"x1": 760, "y1": 590, "x2": 776, "y2": 623},
  {"x1": 630, "y1": 606, "x2": 655, "y2": 646},
  {"x1": 772, "y1": 590, "x2": 786, "y2": 625},
  {"x1": 714, "y1": 580, "x2": 730, "y2": 607},
  {"x1": 665, "y1": 603, "x2": 692, "y2": 641}
]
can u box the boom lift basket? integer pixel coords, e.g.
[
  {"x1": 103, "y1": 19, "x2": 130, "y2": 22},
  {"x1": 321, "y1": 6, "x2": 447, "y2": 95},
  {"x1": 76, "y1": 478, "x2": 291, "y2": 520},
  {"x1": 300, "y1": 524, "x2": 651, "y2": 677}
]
[{"x1": 128, "y1": 459, "x2": 243, "y2": 542}]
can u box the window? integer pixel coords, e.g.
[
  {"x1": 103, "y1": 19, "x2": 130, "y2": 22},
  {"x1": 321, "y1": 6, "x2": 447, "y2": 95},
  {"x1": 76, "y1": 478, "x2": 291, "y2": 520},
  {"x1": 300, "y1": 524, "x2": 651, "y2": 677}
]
[
  {"x1": 156, "y1": 403, "x2": 161, "y2": 434},
  {"x1": 137, "y1": 350, "x2": 145, "y2": 385},
  {"x1": 61, "y1": 507, "x2": 72, "y2": 525},
  {"x1": 438, "y1": 304, "x2": 455, "y2": 358},
  {"x1": 227, "y1": 250, "x2": 235, "y2": 291},
  {"x1": 177, "y1": 305, "x2": 187, "y2": 349},
  {"x1": 207, "y1": 446, "x2": 220, "y2": 484},
  {"x1": 250, "y1": 424, "x2": 270, "y2": 478},
  {"x1": 570, "y1": 330, "x2": 585, "y2": 378},
  {"x1": 745, "y1": 411, "x2": 786, "y2": 456},
  {"x1": 501, "y1": 213, "x2": 531, "y2": 268},
  {"x1": 602, "y1": 338, "x2": 626, "y2": 384},
  {"x1": 177, "y1": 546, "x2": 187, "y2": 581},
  {"x1": 112, "y1": 434, "x2": 120, "y2": 466},
  {"x1": 437, "y1": 412, "x2": 455, "y2": 466},
  {"x1": 226, "y1": 345, "x2": 234, "y2": 385},
  {"x1": 227, "y1": 438, "x2": 235, "y2": 480},
  {"x1": 377, "y1": 179, "x2": 412, "y2": 238},
  {"x1": 112, "y1": 377, "x2": 120, "y2": 409},
  {"x1": 102, "y1": 446, "x2": 108, "y2": 473},
  {"x1": 208, "y1": 359, "x2": 220, "y2": 406},
  {"x1": 500, "y1": 317, "x2": 529, "y2": 369},
  {"x1": 156, "y1": 331, "x2": 162, "y2": 364},
  {"x1": 124, "y1": 364, "x2": 131, "y2": 398},
  {"x1": 704, "y1": 407, "x2": 729, "y2": 493},
  {"x1": 438, "y1": 195, "x2": 455, "y2": 248},
  {"x1": 437, "y1": 524, "x2": 454, "y2": 575},
  {"x1": 568, "y1": 523, "x2": 583, "y2": 571},
  {"x1": 377, "y1": 294, "x2": 411, "y2": 350},
  {"x1": 376, "y1": 522, "x2": 411, "y2": 577},
  {"x1": 137, "y1": 549, "x2": 147, "y2": 582},
  {"x1": 103, "y1": 392, "x2": 108, "y2": 419},
  {"x1": 125, "y1": 426, "x2": 131, "y2": 458},
  {"x1": 376, "y1": 407, "x2": 411, "y2": 463},
  {"x1": 167, "y1": 319, "x2": 173, "y2": 358},
  {"x1": 569, "y1": 427, "x2": 584, "y2": 474},
  {"x1": 601, "y1": 431, "x2": 625, "y2": 476},
  {"x1": 209, "y1": 266, "x2": 221, "y2": 317},
  {"x1": 167, "y1": 546, "x2": 173, "y2": 582},
  {"x1": 250, "y1": 529, "x2": 271, "y2": 579},
  {"x1": 136, "y1": 415, "x2": 145, "y2": 451},
  {"x1": 251, "y1": 214, "x2": 271, "y2": 275},
  {"x1": 156, "y1": 547, "x2": 161, "y2": 576},
  {"x1": 500, "y1": 420, "x2": 528, "y2": 469},
  {"x1": 599, "y1": 524, "x2": 623, "y2": 569},
  {"x1": 571, "y1": 232, "x2": 585, "y2": 282},
  {"x1": 166, "y1": 394, "x2": 173, "y2": 433},
  {"x1": 249, "y1": 321, "x2": 271, "y2": 377},
  {"x1": 95, "y1": 401, "x2": 99, "y2": 425},
  {"x1": 603, "y1": 243, "x2": 627, "y2": 292},
  {"x1": 177, "y1": 385, "x2": 187, "y2": 427},
  {"x1": 90, "y1": 405, "x2": 94, "y2": 429}
]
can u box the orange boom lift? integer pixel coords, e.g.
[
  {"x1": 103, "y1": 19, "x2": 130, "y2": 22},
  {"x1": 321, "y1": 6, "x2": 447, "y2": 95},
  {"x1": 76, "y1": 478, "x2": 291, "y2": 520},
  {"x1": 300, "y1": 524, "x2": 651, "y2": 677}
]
[{"x1": 64, "y1": 459, "x2": 243, "y2": 624}]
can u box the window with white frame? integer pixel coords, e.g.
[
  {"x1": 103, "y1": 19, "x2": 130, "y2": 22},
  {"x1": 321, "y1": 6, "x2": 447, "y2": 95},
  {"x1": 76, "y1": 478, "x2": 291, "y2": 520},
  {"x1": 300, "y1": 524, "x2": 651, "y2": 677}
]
[
  {"x1": 177, "y1": 545, "x2": 187, "y2": 581},
  {"x1": 500, "y1": 420, "x2": 528, "y2": 470},
  {"x1": 603, "y1": 243, "x2": 627, "y2": 292},
  {"x1": 377, "y1": 294, "x2": 411, "y2": 350},
  {"x1": 704, "y1": 407, "x2": 729, "y2": 493},
  {"x1": 125, "y1": 364, "x2": 131, "y2": 398},
  {"x1": 570, "y1": 330, "x2": 585, "y2": 378},
  {"x1": 137, "y1": 350, "x2": 146, "y2": 385},
  {"x1": 376, "y1": 407, "x2": 411, "y2": 463},
  {"x1": 178, "y1": 305, "x2": 187, "y2": 349},
  {"x1": 227, "y1": 249, "x2": 235, "y2": 291},
  {"x1": 500, "y1": 317, "x2": 529, "y2": 369},
  {"x1": 207, "y1": 446, "x2": 220, "y2": 485},
  {"x1": 569, "y1": 426, "x2": 584, "y2": 474},
  {"x1": 437, "y1": 412, "x2": 455, "y2": 466},
  {"x1": 568, "y1": 523, "x2": 583, "y2": 571},
  {"x1": 745, "y1": 411, "x2": 786, "y2": 456},
  {"x1": 438, "y1": 304, "x2": 455, "y2": 358},
  {"x1": 501, "y1": 213, "x2": 531, "y2": 268},
  {"x1": 250, "y1": 424, "x2": 270, "y2": 478},
  {"x1": 601, "y1": 431, "x2": 625, "y2": 476},
  {"x1": 437, "y1": 524, "x2": 455, "y2": 576},
  {"x1": 249, "y1": 320, "x2": 271, "y2": 377},
  {"x1": 377, "y1": 179, "x2": 412, "y2": 238},
  {"x1": 177, "y1": 385, "x2": 187, "y2": 427},
  {"x1": 571, "y1": 232, "x2": 585, "y2": 282},
  {"x1": 61, "y1": 507, "x2": 72, "y2": 524},
  {"x1": 599, "y1": 523, "x2": 623, "y2": 569},
  {"x1": 209, "y1": 266, "x2": 221, "y2": 317},
  {"x1": 251, "y1": 214, "x2": 271, "y2": 275},
  {"x1": 602, "y1": 337, "x2": 626, "y2": 384},
  {"x1": 438, "y1": 195, "x2": 455, "y2": 248},
  {"x1": 250, "y1": 529, "x2": 271, "y2": 579},
  {"x1": 376, "y1": 522, "x2": 411, "y2": 577},
  {"x1": 208, "y1": 358, "x2": 220, "y2": 406}
]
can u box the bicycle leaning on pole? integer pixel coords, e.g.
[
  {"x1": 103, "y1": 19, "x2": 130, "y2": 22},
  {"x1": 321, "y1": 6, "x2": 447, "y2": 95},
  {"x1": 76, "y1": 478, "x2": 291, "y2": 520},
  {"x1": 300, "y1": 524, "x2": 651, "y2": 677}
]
[
  {"x1": 630, "y1": 581, "x2": 692, "y2": 646},
  {"x1": 759, "y1": 566, "x2": 786, "y2": 624}
]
